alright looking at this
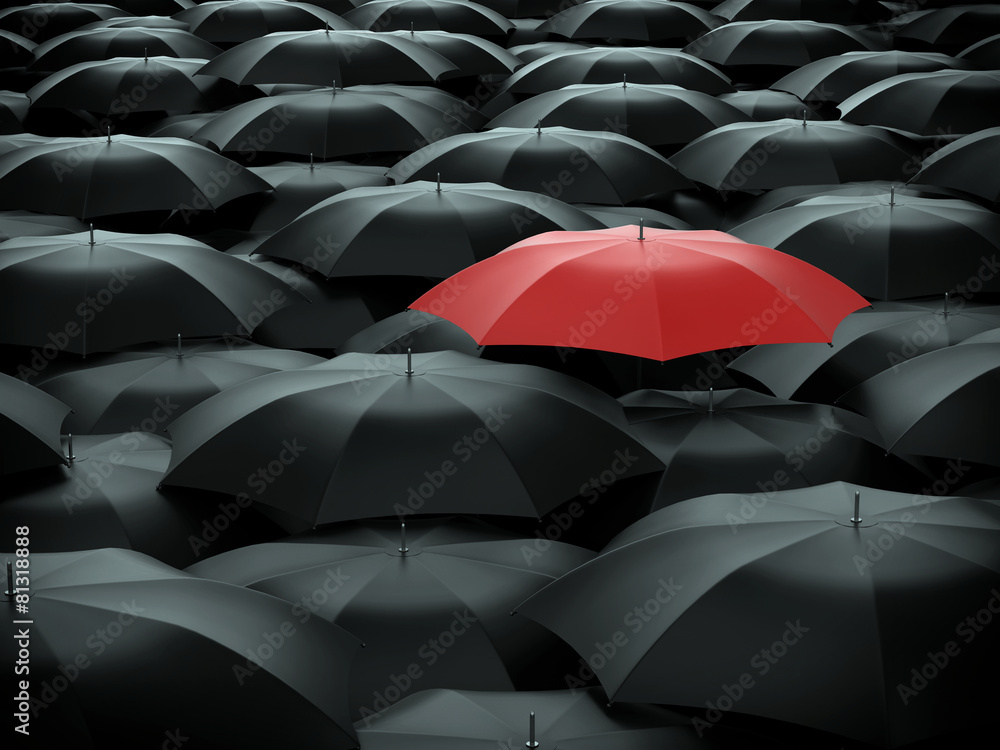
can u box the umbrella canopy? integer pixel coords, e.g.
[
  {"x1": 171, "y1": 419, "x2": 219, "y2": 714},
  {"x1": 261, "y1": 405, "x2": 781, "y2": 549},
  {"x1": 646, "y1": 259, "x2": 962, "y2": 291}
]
[
  {"x1": 514, "y1": 482, "x2": 1000, "y2": 747},
  {"x1": 409, "y1": 226, "x2": 869, "y2": 361},
  {"x1": 79, "y1": 16, "x2": 193, "y2": 31},
  {"x1": 0, "y1": 230, "x2": 302, "y2": 355},
  {"x1": 912, "y1": 126, "x2": 1000, "y2": 204},
  {"x1": 248, "y1": 159, "x2": 388, "y2": 231},
  {"x1": 0, "y1": 432, "x2": 283, "y2": 567},
  {"x1": 192, "y1": 85, "x2": 475, "y2": 159},
  {"x1": 669, "y1": 119, "x2": 917, "y2": 192},
  {"x1": 0, "y1": 29, "x2": 36, "y2": 67},
  {"x1": 28, "y1": 27, "x2": 223, "y2": 71},
  {"x1": 838, "y1": 332, "x2": 1000, "y2": 466},
  {"x1": 716, "y1": 89, "x2": 816, "y2": 120},
  {"x1": 0, "y1": 91, "x2": 28, "y2": 133},
  {"x1": 486, "y1": 82, "x2": 748, "y2": 151},
  {"x1": 195, "y1": 28, "x2": 457, "y2": 85},
  {"x1": 35, "y1": 337, "x2": 325, "y2": 433},
  {"x1": 385, "y1": 29, "x2": 522, "y2": 77},
  {"x1": 508, "y1": 40, "x2": 594, "y2": 63},
  {"x1": 537, "y1": 0, "x2": 723, "y2": 44},
  {"x1": 0, "y1": 548, "x2": 361, "y2": 749},
  {"x1": 727, "y1": 297, "x2": 1000, "y2": 403},
  {"x1": 728, "y1": 193, "x2": 1000, "y2": 300},
  {"x1": 187, "y1": 518, "x2": 595, "y2": 719},
  {"x1": 174, "y1": 0, "x2": 356, "y2": 45},
  {"x1": 26, "y1": 56, "x2": 241, "y2": 114},
  {"x1": 958, "y1": 31, "x2": 1000, "y2": 68},
  {"x1": 892, "y1": 5, "x2": 1000, "y2": 54},
  {"x1": 0, "y1": 371, "x2": 70, "y2": 475},
  {"x1": 356, "y1": 687, "x2": 779, "y2": 748},
  {"x1": 712, "y1": 0, "x2": 881, "y2": 23},
  {"x1": 464, "y1": 0, "x2": 581, "y2": 18},
  {"x1": 839, "y1": 70, "x2": 1000, "y2": 136},
  {"x1": 337, "y1": 309, "x2": 482, "y2": 356},
  {"x1": 0, "y1": 134, "x2": 272, "y2": 218},
  {"x1": 344, "y1": 0, "x2": 514, "y2": 36},
  {"x1": 619, "y1": 387, "x2": 929, "y2": 510},
  {"x1": 683, "y1": 19, "x2": 880, "y2": 81},
  {"x1": 0, "y1": 209, "x2": 86, "y2": 240},
  {"x1": 0, "y1": 5, "x2": 129, "y2": 44},
  {"x1": 386, "y1": 126, "x2": 693, "y2": 205},
  {"x1": 252, "y1": 180, "x2": 604, "y2": 278},
  {"x1": 578, "y1": 204, "x2": 693, "y2": 230},
  {"x1": 162, "y1": 350, "x2": 663, "y2": 523},
  {"x1": 772, "y1": 50, "x2": 975, "y2": 105}
]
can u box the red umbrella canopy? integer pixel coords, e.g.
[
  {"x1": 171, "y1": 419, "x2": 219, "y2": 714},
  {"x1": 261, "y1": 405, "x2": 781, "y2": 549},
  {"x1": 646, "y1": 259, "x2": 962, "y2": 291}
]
[{"x1": 410, "y1": 226, "x2": 869, "y2": 361}]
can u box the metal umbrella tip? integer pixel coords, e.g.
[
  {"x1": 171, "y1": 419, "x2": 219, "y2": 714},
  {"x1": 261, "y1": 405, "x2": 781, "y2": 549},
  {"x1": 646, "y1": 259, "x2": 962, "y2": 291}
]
[
  {"x1": 802, "y1": 109, "x2": 807, "y2": 126},
  {"x1": 405, "y1": 347, "x2": 414, "y2": 376},
  {"x1": 637, "y1": 218, "x2": 644, "y2": 241},
  {"x1": 889, "y1": 185, "x2": 895, "y2": 207},
  {"x1": 176, "y1": 333, "x2": 182, "y2": 358},
  {"x1": 309, "y1": 152, "x2": 314, "y2": 170},
  {"x1": 66, "y1": 433, "x2": 75, "y2": 463},
  {"x1": 399, "y1": 522, "x2": 408, "y2": 554},
  {"x1": 851, "y1": 489, "x2": 862, "y2": 524},
  {"x1": 707, "y1": 386, "x2": 714, "y2": 414},
  {"x1": 526, "y1": 711, "x2": 539, "y2": 748},
  {"x1": 536, "y1": 119, "x2": 542, "y2": 135},
  {"x1": 106, "y1": 125, "x2": 111, "y2": 144},
  {"x1": 4, "y1": 560, "x2": 13, "y2": 598},
  {"x1": 436, "y1": 172, "x2": 441, "y2": 192},
  {"x1": 89, "y1": 223, "x2": 95, "y2": 246}
]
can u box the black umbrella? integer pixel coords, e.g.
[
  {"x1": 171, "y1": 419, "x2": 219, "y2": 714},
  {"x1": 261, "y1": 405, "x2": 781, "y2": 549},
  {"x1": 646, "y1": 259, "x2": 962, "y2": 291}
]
[
  {"x1": 356, "y1": 687, "x2": 780, "y2": 748},
  {"x1": 0, "y1": 371, "x2": 70, "y2": 475},
  {"x1": 162, "y1": 350, "x2": 662, "y2": 523},
  {"x1": 27, "y1": 56, "x2": 241, "y2": 114},
  {"x1": 337, "y1": 309, "x2": 482, "y2": 357},
  {"x1": 839, "y1": 70, "x2": 1000, "y2": 136},
  {"x1": 486, "y1": 82, "x2": 748, "y2": 151},
  {"x1": 385, "y1": 29, "x2": 522, "y2": 77},
  {"x1": 0, "y1": 91, "x2": 27, "y2": 133},
  {"x1": 771, "y1": 50, "x2": 975, "y2": 105},
  {"x1": 174, "y1": 0, "x2": 356, "y2": 45},
  {"x1": 514, "y1": 482, "x2": 1000, "y2": 747},
  {"x1": 344, "y1": 0, "x2": 515, "y2": 37},
  {"x1": 248, "y1": 159, "x2": 389, "y2": 231},
  {"x1": 0, "y1": 5, "x2": 129, "y2": 44},
  {"x1": 537, "y1": 0, "x2": 723, "y2": 45},
  {"x1": 683, "y1": 19, "x2": 880, "y2": 83},
  {"x1": 712, "y1": 0, "x2": 881, "y2": 23},
  {"x1": 619, "y1": 387, "x2": 929, "y2": 510},
  {"x1": 0, "y1": 208, "x2": 86, "y2": 240},
  {"x1": 0, "y1": 29, "x2": 36, "y2": 68},
  {"x1": 577, "y1": 204, "x2": 693, "y2": 230},
  {"x1": 0, "y1": 229, "x2": 302, "y2": 354},
  {"x1": 728, "y1": 192, "x2": 1000, "y2": 300},
  {"x1": 0, "y1": 432, "x2": 284, "y2": 566},
  {"x1": 79, "y1": 15, "x2": 192, "y2": 31},
  {"x1": 0, "y1": 548, "x2": 361, "y2": 750},
  {"x1": 386, "y1": 126, "x2": 693, "y2": 205},
  {"x1": 508, "y1": 40, "x2": 592, "y2": 64},
  {"x1": 838, "y1": 332, "x2": 1000, "y2": 466},
  {"x1": 0, "y1": 134, "x2": 272, "y2": 218},
  {"x1": 35, "y1": 337, "x2": 325, "y2": 433},
  {"x1": 727, "y1": 297, "x2": 1000, "y2": 403},
  {"x1": 196, "y1": 28, "x2": 458, "y2": 86},
  {"x1": 252, "y1": 180, "x2": 604, "y2": 278},
  {"x1": 473, "y1": 0, "x2": 580, "y2": 18},
  {"x1": 717, "y1": 89, "x2": 817, "y2": 121},
  {"x1": 28, "y1": 27, "x2": 222, "y2": 71},
  {"x1": 669, "y1": 119, "x2": 917, "y2": 192},
  {"x1": 187, "y1": 517, "x2": 595, "y2": 719},
  {"x1": 892, "y1": 4, "x2": 1000, "y2": 54},
  {"x1": 912, "y1": 126, "x2": 1000, "y2": 204},
  {"x1": 958, "y1": 31, "x2": 1000, "y2": 68}
]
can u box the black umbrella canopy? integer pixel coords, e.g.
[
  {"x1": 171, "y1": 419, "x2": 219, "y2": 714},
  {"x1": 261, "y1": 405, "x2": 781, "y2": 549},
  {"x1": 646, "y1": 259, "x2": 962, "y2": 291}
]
[
  {"x1": 0, "y1": 432, "x2": 284, "y2": 567},
  {"x1": 912, "y1": 126, "x2": 1000, "y2": 204},
  {"x1": 174, "y1": 0, "x2": 356, "y2": 45},
  {"x1": 195, "y1": 28, "x2": 458, "y2": 85},
  {"x1": 0, "y1": 91, "x2": 27, "y2": 133},
  {"x1": 337, "y1": 309, "x2": 482, "y2": 357},
  {"x1": 958, "y1": 31, "x2": 1000, "y2": 67},
  {"x1": 514, "y1": 482, "x2": 1000, "y2": 747},
  {"x1": 839, "y1": 70, "x2": 1000, "y2": 136},
  {"x1": 0, "y1": 230, "x2": 303, "y2": 355},
  {"x1": 892, "y1": 4, "x2": 1000, "y2": 54},
  {"x1": 27, "y1": 27, "x2": 223, "y2": 71},
  {"x1": 187, "y1": 517, "x2": 596, "y2": 719},
  {"x1": 619, "y1": 387, "x2": 929, "y2": 510},
  {"x1": 162, "y1": 350, "x2": 663, "y2": 524},
  {"x1": 838, "y1": 334, "x2": 1000, "y2": 466},
  {"x1": 79, "y1": 15, "x2": 193, "y2": 31},
  {"x1": 248, "y1": 159, "x2": 389, "y2": 231},
  {"x1": 26, "y1": 56, "x2": 242, "y2": 114},
  {"x1": 344, "y1": 0, "x2": 515, "y2": 37},
  {"x1": 192, "y1": 84, "x2": 474, "y2": 159},
  {"x1": 772, "y1": 50, "x2": 976, "y2": 105},
  {"x1": 252, "y1": 180, "x2": 604, "y2": 278},
  {"x1": 0, "y1": 371, "x2": 70, "y2": 475},
  {"x1": 384, "y1": 29, "x2": 523, "y2": 77},
  {"x1": 471, "y1": 0, "x2": 583, "y2": 18},
  {"x1": 669, "y1": 119, "x2": 917, "y2": 192},
  {"x1": 729, "y1": 193, "x2": 1000, "y2": 300},
  {"x1": 537, "y1": 0, "x2": 724, "y2": 44},
  {"x1": 34, "y1": 337, "x2": 325, "y2": 433},
  {"x1": 0, "y1": 5, "x2": 130, "y2": 44},
  {"x1": 356, "y1": 687, "x2": 783, "y2": 749},
  {"x1": 726, "y1": 297, "x2": 1000, "y2": 403},
  {"x1": 0, "y1": 29, "x2": 36, "y2": 68},
  {"x1": 508, "y1": 40, "x2": 593, "y2": 64},
  {"x1": 0, "y1": 548, "x2": 362, "y2": 749},
  {"x1": 0, "y1": 209, "x2": 86, "y2": 240},
  {"x1": 486, "y1": 82, "x2": 749, "y2": 151},
  {"x1": 713, "y1": 0, "x2": 883, "y2": 23},
  {"x1": 386, "y1": 126, "x2": 693, "y2": 205},
  {"x1": 716, "y1": 89, "x2": 817, "y2": 121},
  {"x1": 0, "y1": 134, "x2": 272, "y2": 219}
]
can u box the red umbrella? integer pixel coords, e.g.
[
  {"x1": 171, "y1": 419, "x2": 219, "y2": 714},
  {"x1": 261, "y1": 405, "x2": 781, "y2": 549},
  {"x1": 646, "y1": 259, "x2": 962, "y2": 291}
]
[{"x1": 409, "y1": 225, "x2": 868, "y2": 361}]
